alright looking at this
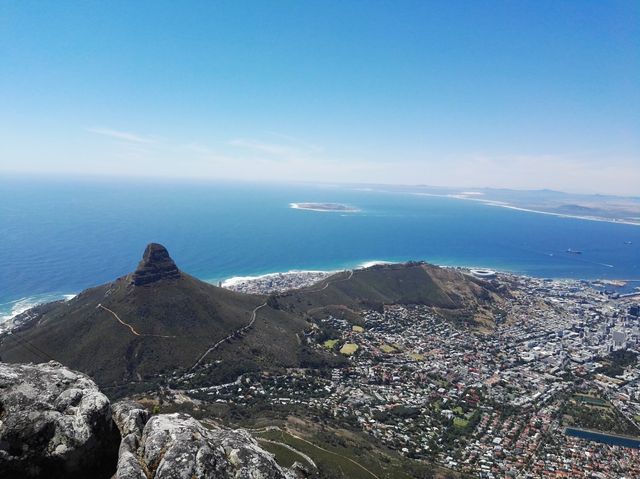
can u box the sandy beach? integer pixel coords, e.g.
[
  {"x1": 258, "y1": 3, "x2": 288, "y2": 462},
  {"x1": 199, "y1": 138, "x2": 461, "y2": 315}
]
[{"x1": 412, "y1": 192, "x2": 640, "y2": 226}]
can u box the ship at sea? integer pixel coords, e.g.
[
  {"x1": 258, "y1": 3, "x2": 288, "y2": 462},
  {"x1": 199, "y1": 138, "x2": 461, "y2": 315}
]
[{"x1": 566, "y1": 248, "x2": 583, "y2": 255}]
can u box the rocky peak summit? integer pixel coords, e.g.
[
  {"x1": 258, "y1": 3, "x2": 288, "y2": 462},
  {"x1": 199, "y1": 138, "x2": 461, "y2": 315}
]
[{"x1": 131, "y1": 243, "x2": 181, "y2": 286}]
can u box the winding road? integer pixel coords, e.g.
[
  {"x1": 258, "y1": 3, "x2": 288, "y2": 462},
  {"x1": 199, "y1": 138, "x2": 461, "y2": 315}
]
[
  {"x1": 303, "y1": 269, "x2": 354, "y2": 293},
  {"x1": 189, "y1": 301, "x2": 267, "y2": 371},
  {"x1": 251, "y1": 425, "x2": 380, "y2": 479},
  {"x1": 285, "y1": 428, "x2": 381, "y2": 479},
  {"x1": 101, "y1": 268, "x2": 358, "y2": 384},
  {"x1": 256, "y1": 437, "x2": 318, "y2": 469}
]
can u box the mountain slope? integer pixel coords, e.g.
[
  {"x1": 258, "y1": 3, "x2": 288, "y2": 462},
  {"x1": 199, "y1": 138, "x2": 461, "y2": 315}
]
[
  {"x1": 0, "y1": 247, "x2": 504, "y2": 393},
  {"x1": 280, "y1": 262, "x2": 504, "y2": 326},
  {"x1": 0, "y1": 244, "x2": 320, "y2": 389}
]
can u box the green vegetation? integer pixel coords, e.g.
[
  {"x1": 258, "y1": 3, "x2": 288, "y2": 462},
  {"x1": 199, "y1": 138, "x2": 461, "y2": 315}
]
[
  {"x1": 0, "y1": 254, "x2": 331, "y2": 394},
  {"x1": 256, "y1": 439, "x2": 313, "y2": 469},
  {"x1": 453, "y1": 417, "x2": 469, "y2": 428},
  {"x1": 323, "y1": 339, "x2": 339, "y2": 349},
  {"x1": 596, "y1": 350, "x2": 638, "y2": 377},
  {"x1": 352, "y1": 325, "x2": 365, "y2": 333},
  {"x1": 278, "y1": 262, "x2": 502, "y2": 330},
  {"x1": 256, "y1": 427, "x2": 441, "y2": 479},
  {"x1": 380, "y1": 344, "x2": 397, "y2": 353},
  {"x1": 2, "y1": 255, "x2": 503, "y2": 397},
  {"x1": 574, "y1": 394, "x2": 607, "y2": 407},
  {"x1": 374, "y1": 405, "x2": 420, "y2": 423},
  {"x1": 259, "y1": 429, "x2": 378, "y2": 478},
  {"x1": 560, "y1": 393, "x2": 640, "y2": 436},
  {"x1": 340, "y1": 343, "x2": 359, "y2": 355},
  {"x1": 408, "y1": 352, "x2": 425, "y2": 361}
]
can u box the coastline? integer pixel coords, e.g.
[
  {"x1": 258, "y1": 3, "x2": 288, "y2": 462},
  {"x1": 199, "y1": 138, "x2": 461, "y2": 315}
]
[
  {"x1": 220, "y1": 270, "x2": 332, "y2": 288},
  {"x1": 218, "y1": 260, "x2": 395, "y2": 286},
  {"x1": 489, "y1": 203, "x2": 640, "y2": 226},
  {"x1": 0, "y1": 260, "x2": 409, "y2": 322},
  {"x1": 2, "y1": 259, "x2": 639, "y2": 325},
  {"x1": 0, "y1": 293, "x2": 75, "y2": 331},
  {"x1": 412, "y1": 192, "x2": 640, "y2": 226},
  {"x1": 218, "y1": 260, "x2": 394, "y2": 294}
]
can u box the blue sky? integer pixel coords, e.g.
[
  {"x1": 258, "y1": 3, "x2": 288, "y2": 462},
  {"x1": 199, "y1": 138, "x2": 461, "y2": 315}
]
[{"x1": 1, "y1": 1, "x2": 638, "y2": 194}]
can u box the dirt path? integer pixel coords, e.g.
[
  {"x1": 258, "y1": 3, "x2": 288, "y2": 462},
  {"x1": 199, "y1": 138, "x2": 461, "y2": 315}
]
[{"x1": 97, "y1": 303, "x2": 176, "y2": 338}]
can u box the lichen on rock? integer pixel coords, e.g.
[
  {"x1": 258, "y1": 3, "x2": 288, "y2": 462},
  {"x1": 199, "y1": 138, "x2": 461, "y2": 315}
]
[
  {"x1": 0, "y1": 361, "x2": 120, "y2": 479},
  {"x1": 114, "y1": 409, "x2": 296, "y2": 479},
  {"x1": 1, "y1": 362, "x2": 300, "y2": 479}
]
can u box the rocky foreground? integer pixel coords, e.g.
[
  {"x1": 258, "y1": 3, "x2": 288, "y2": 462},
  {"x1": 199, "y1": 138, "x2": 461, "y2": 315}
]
[{"x1": 0, "y1": 361, "x2": 302, "y2": 479}]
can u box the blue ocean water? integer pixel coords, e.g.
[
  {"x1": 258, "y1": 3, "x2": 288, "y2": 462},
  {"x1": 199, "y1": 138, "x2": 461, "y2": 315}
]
[{"x1": 1, "y1": 176, "x2": 639, "y2": 319}]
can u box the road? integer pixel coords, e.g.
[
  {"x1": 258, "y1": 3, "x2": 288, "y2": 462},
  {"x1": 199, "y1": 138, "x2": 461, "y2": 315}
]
[
  {"x1": 186, "y1": 270, "x2": 357, "y2": 371},
  {"x1": 189, "y1": 301, "x2": 267, "y2": 371},
  {"x1": 251, "y1": 425, "x2": 380, "y2": 479},
  {"x1": 304, "y1": 269, "x2": 354, "y2": 293},
  {"x1": 256, "y1": 437, "x2": 317, "y2": 469},
  {"x1": 285, "y1": 428, "x2": 381, "y2": 479}
]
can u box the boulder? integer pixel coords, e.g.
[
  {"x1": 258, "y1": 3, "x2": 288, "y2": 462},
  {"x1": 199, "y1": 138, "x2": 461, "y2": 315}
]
[
  {"x1": 0, "y1": 363, "x2": 301, "y2": 479},
  {"x1": 111, "y1": 400, "x2": 149, "y2": 438},
  {"x1": 0, "y1": 361, "x2": 119, "y2": 478},
  {"x1": 115, "y1": 411, "x2": 296, "y2": 479},
  {"x1": 111, "y1": 400, "x2": 148, "y2": 479}
]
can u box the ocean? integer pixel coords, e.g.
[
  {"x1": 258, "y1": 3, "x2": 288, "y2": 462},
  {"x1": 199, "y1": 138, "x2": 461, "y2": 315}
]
[{"x1": 1, "y1": 176, "x2": 639, "y2": 320}]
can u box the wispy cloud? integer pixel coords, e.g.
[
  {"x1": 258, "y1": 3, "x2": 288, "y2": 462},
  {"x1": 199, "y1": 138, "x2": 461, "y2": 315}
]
[
  {"x1": 183, "y1": 142, "x2": 213, "y2": 154},
  {"x1": 86, "y1": 127, "x2": 156, "y2": 144},
  {"x1": 228, "y1": 135, "x2": 326, "y2": 165},
  {"x1": 264, "y1": 131, "x2": 322, "y2": 152},
  {"x1": 229, "y1": 138, "x2": 302, "y2": 157}
]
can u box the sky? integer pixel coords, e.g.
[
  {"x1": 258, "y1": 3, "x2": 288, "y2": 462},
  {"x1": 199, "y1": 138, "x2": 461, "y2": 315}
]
[{"x1": 0, "y1": 1, "x2": 638, "y2": 195}]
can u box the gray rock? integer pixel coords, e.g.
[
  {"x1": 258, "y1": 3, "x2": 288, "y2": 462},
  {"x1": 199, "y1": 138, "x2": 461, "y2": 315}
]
[
  {"x1": 111, "y1": 400, "x2": 149, "y2": 479},
  {"x1": 213, "y1": 427, "x2": 296, "y2": 479},
  {"x1": 115, "y1": 433, "x2": 147, "y2": 479},
  {"x1": 0, "y1": 361, "x2": 119, "y2": 478},
  {"x1": 0, "y1": 364, "x2": 299, "y2": 479},
  {"x1": 116, "y1": 412, "x2": 295, "y2": 479},
  {"x1": 112, "y1": 400, "x2": 149, "y2": 438},
  {"x1": 290, "y1": 461, "x2": 312, "y2": 477}
]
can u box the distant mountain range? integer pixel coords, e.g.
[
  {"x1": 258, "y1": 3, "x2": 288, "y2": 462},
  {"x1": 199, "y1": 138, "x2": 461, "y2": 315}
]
[
  {"x1": 0, "y1": 243, "x2": 503, "y2": 395},
  {"x1": 354, "y1": 184, "x2": 640, "y2": 224}
]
